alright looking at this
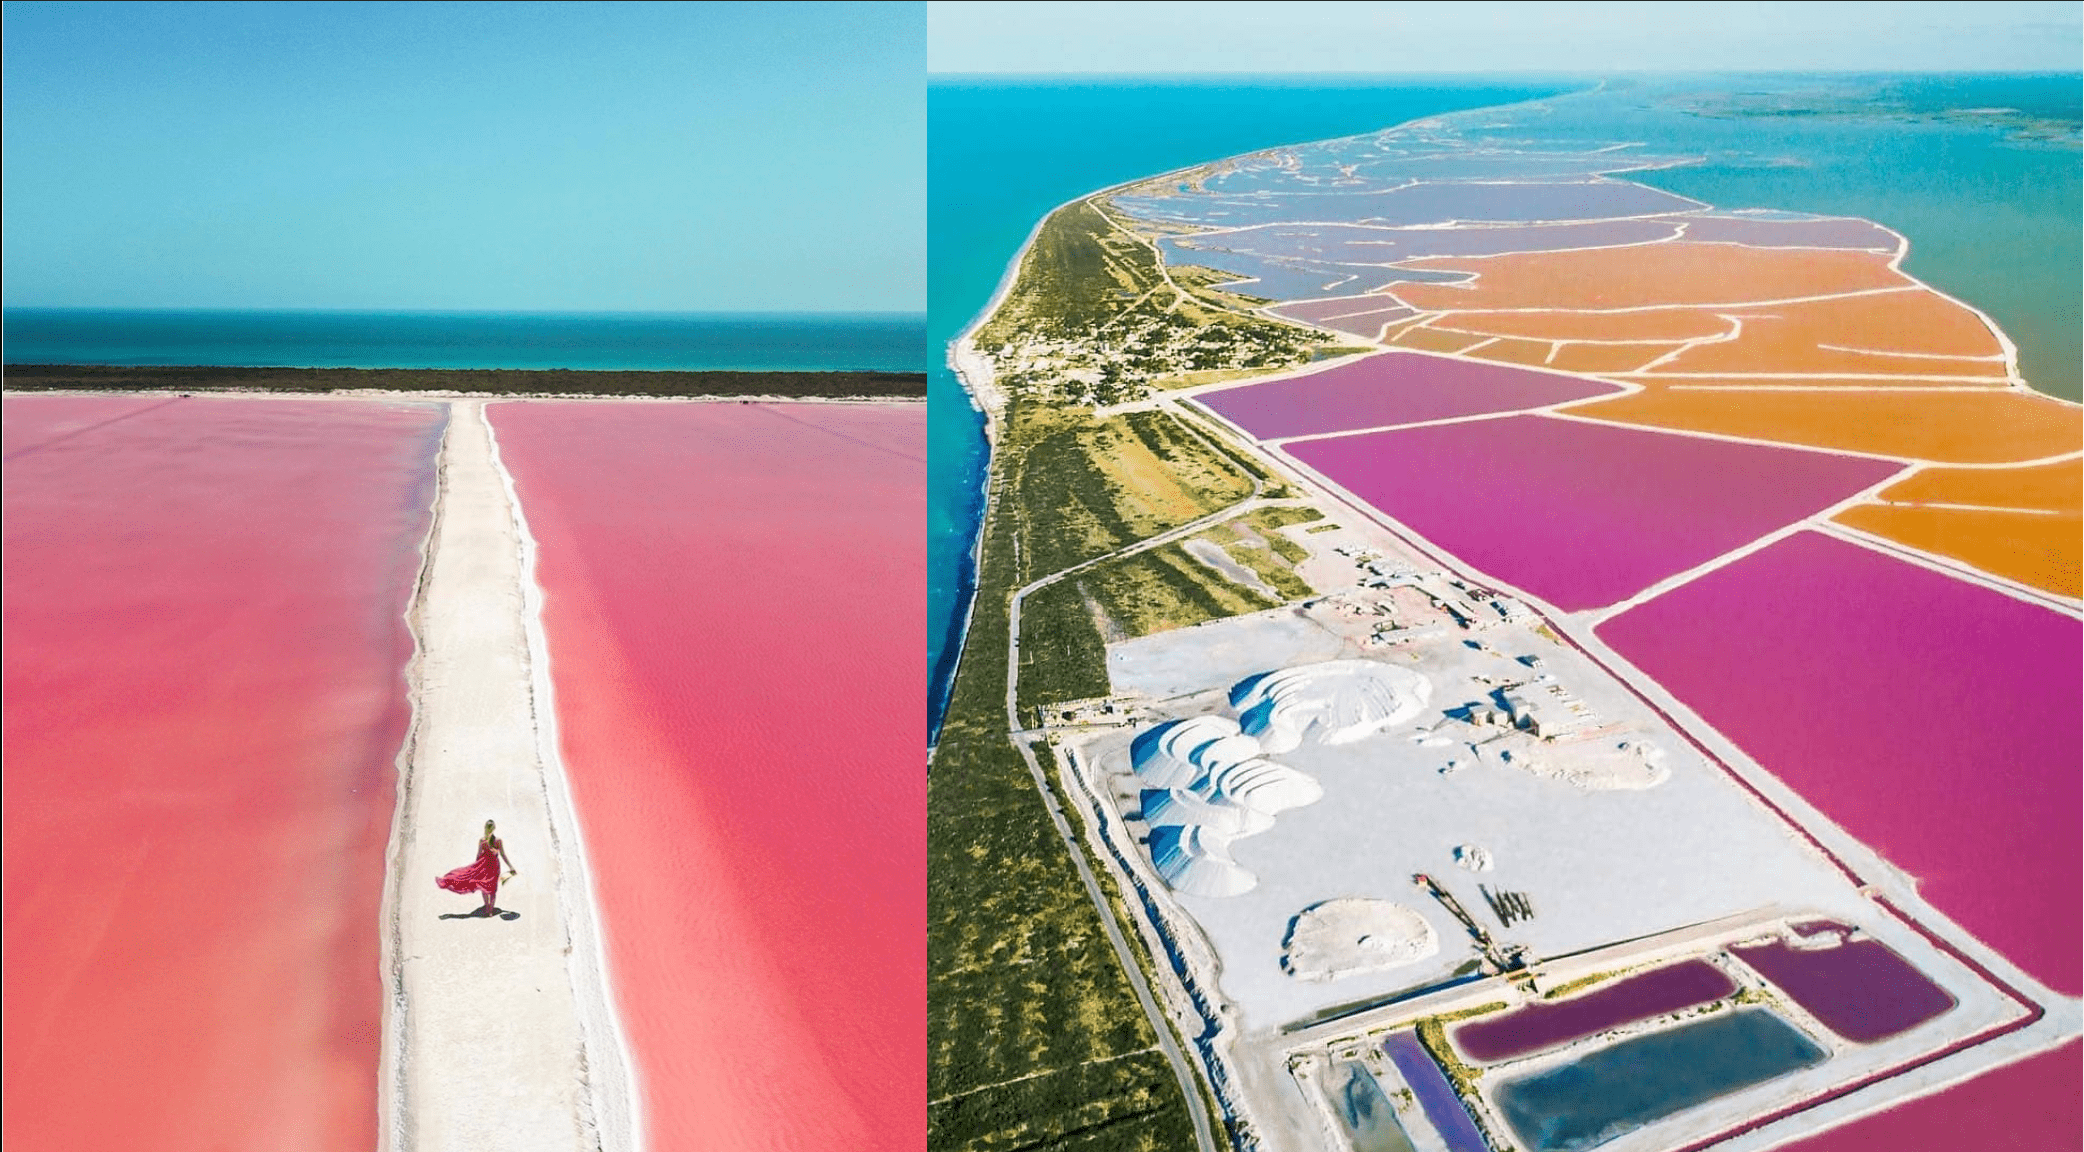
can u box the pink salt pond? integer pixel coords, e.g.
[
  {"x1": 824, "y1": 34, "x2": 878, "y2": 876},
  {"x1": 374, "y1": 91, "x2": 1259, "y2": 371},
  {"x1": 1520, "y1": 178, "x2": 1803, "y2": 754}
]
[
  {"x1": 1730, "y1": 922, "x2": 1954, "y2": 1044},
  {"x1": 1776, "y1": 1039, "x2": 2079, "y2": 1152},
  {"x1": 1599, "y1": 531, "x2": 2082, "y2": 996},
  {"x1": 1198, "y1": 351, "x2": 1619, "y2": 440},
  {"x1": 1283, "y1": 415, "x2": 1900, "y2": 611}
]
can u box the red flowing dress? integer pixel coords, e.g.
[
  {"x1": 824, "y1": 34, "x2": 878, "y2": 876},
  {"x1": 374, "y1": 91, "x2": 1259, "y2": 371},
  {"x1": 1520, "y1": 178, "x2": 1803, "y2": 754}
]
[{"x1": 437, "y1": 837, "x2": 502, "y2": 904}]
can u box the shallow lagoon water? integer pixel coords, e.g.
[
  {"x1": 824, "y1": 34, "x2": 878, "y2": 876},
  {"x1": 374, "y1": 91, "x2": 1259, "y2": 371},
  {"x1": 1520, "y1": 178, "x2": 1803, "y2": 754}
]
[{"x1": 1332, "y1": 1061, "x2": 1419, "y2": 1152}]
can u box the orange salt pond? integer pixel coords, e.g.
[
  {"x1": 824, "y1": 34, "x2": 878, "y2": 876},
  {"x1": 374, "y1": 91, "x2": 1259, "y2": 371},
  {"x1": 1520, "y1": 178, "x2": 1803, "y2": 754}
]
[
  {"x1": 1835, "y1": 503, "x2": 2081, "y2": 598},
  {"x1": 1565, "y1": 386, "x2": 2082, "y2": 464},
  {"x1": 1876, "y1": 457, "x2": 2083, "y2": 513},
  {"x1": 1420, "y1": 307, "x2": 1732, "y2": 344},
  {"x1": 1391, "y1": 243, "x2": 1911, "y2": 312},
  {"x1": 1650, "y1": 289, "x2": 2010, "y2": 377},
  {"x1": 1544, "y1": 343, "x2": 1674, "y2": 374},
  {"x1": 1457, "y1": 335, "x2": 1556, "y2": 367}
]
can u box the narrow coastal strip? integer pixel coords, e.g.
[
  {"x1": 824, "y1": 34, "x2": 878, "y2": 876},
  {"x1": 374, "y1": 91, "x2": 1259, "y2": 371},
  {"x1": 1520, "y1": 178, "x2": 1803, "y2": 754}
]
[{"x1": 382, "y1": 401, "x2": 634, "y2": 1152}]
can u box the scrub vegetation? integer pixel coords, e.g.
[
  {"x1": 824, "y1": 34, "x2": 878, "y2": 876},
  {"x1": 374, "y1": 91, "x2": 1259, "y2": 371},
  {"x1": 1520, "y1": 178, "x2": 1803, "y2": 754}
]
[{"x1": 931, "y1": 418, "x2": 1204, "y2": 1151}]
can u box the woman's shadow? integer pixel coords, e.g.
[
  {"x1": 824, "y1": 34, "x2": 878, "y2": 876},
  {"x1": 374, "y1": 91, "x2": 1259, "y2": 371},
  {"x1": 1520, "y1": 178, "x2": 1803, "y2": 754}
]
[{"x1": 440, "y1": 907, "x2": 521, "y2": 921}]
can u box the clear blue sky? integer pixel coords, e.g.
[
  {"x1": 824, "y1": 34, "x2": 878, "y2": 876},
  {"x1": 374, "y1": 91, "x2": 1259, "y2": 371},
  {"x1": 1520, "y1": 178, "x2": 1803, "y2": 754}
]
[
  {"x1": 3, "y1": 1, "x2": 922, "y2": 312},
  {"x1": 929, "y1": 1, "x2": 2083, "y2": 74}
]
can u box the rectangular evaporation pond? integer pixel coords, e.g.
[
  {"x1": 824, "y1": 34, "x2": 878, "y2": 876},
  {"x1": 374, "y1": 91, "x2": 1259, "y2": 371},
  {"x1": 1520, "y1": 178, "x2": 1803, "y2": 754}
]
[
  {"x1": 1327, "y1": 1062, "x2": 1419, "y2": 1152},
  {"x1": 488, "y1": 401, "x2": 925, "y2": 1152},
  {"x1": 1197, "y1": 352, "x2": 1619, "y2": 441},
  {"x1": 1382, "y1": 1032, "x2": 1490, "y2": 1152},
  {"x1": 1452, "y1": 960, "x2": 1736, "y2": 1063},
  {"x1": 1494, "y1": 1009, "x2": 1827, "y2": 1152},
  {"x1": 1731, "y1": 923, "x2": 1955, "y2": 1044},
  {"x1": 3, "y1": 394, "x2": 441, "y2": 1151},
  {"x1": 1596, "y1": 530, "x2": 2082, "y2": 995},
  {"x1": 1771, "y1": 1038, "x2": 2080, "y2": 1152},
  {"x1": 1283, "y1": 416, "x2": 1899, "y2": 612}
]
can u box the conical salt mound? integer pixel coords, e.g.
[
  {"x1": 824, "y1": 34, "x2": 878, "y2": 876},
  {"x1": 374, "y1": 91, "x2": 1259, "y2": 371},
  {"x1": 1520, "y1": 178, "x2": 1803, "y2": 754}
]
[
  {"x1": 1147, "y1": 824, "x2": 1256, "y2": 897},
  {"x1": 1231, "y1": 659, "x2": 1431, "y2": 750}
]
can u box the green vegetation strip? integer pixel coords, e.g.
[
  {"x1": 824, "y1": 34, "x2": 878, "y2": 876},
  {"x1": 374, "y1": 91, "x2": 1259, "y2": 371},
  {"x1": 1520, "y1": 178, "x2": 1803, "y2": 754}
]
[
  {"x1": 935, "y1": 404, "x2": 1262, "y2": 1150},
  {"x1": 937, "y1": 183, "x2": 1349, "y2": 1152},
  {"x1": 1, "y1": 363, "x2": 926, "y2": 398}
]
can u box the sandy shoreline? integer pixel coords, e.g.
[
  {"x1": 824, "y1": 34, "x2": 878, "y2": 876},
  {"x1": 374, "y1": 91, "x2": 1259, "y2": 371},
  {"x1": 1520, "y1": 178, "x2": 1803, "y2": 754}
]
[{"x1": 381, "y1": 401, "x2": 635, "y2": 1152}]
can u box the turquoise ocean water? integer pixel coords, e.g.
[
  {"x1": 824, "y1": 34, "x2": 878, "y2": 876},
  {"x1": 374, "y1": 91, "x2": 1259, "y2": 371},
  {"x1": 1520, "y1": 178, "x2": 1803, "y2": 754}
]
[
  {"x1": 927, "y1": 73, "x2": 2081, "y2": 738},
  {"x1": 2, "y1": 309, "x2": 925, "y2": 373},
  {"x1": 926, "y1": 77, "x2": 1579, "y2": 735}
]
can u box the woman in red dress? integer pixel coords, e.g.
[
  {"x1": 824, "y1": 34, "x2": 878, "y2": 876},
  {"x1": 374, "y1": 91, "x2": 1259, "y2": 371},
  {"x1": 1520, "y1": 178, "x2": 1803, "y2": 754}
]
[{"x1": 437, "y1": 819, "x2": 516, "y2": 916}]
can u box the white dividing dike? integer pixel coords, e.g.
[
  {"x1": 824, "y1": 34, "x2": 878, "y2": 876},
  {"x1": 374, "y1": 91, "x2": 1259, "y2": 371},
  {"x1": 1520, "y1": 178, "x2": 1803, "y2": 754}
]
[{"x1": 380, "y1": 401, "x2": 640, "y2": 1152}]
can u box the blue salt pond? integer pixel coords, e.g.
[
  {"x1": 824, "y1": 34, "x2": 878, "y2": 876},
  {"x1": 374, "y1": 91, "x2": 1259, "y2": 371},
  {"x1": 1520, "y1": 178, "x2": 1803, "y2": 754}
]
[
  {"x1": 1382, "y1": 1032, "x2": 1490, "y2": 1152},
  {"x1": 1494, "y1": 1009, "x2": 1828, "y2": 1152}
]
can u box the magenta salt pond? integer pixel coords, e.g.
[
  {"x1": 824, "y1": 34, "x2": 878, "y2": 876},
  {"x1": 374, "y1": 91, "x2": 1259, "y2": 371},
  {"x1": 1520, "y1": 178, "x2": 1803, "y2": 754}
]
[
  {"x1": 1199, "y1": 353, "x2": 1618, "y2": 440},
  {"x1": 1599, "y1": 531, "x2": 2082, "y2": 995},
  {"x1": 1452, "y1": 961, "x2": 1736, "y2": 1064},
  {"x1": 1730, "y1": 922, "x2": 1955, "y2": 1043},
  {"x1": 1283, "y1": 415, "x2": 1899, "y2": 610}
]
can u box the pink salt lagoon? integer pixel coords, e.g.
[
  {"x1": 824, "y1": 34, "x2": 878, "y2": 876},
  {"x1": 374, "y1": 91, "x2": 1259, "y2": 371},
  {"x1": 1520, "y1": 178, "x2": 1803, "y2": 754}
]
[
  {"x1": 1285, "y1": 414, "x2": 1900, "y2": 611},
  {"x1": 1599, "y1": 531, "x2": 2081, "y2": 996},
  {"x1": 488, "y1": 401, "x2": 925, "y2": 1152},
  {"x1": 3, "y1": 394, "x2": 441, "y2": 1151}
]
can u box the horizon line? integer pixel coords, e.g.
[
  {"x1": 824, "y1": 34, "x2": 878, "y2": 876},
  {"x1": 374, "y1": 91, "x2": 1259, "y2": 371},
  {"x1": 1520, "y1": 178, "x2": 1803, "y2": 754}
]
[
  {"x1": 2, "y1": 306, "x2": 926, "y2": 318},
  {"x1": 928, "y1": 67, "x2": 2084, "y2": 77}
]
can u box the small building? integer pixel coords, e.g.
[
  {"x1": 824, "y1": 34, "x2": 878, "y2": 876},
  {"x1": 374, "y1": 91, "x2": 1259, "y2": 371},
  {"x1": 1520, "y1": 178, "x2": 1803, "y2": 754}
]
[
  {"x1": 1503, "y1": 692, "x2": 1560, "y2": 738},
  {"x1": 1464, "y1": 700, "x2": 1505, "y2": 727}
]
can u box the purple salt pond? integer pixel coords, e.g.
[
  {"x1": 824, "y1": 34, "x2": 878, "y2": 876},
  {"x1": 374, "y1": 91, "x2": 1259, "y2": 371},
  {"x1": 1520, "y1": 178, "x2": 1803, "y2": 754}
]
[
  {"x1": 1178, "y1": 218, "x2": 1684, "y2": 267},
  {"x1": 1731, "y1": 922, "x2": 1955, "y2": 1043},
  {"x1": 1451, "y1": 960, "x2": 1737, "y2": 1064},
  {"x1": 1315, "y1": 309, "x2": 1424, "y2": 339},
  {"x1": 1598, "y1": 531, "x2": 2083, "y2": 996},
  {"x1": 1158, "y1": 243, "x2": 1465, "y2": 301},
  {"x1": 1382, "y1": 1032, "x2": 1490, "y2": 1152},
  {"x1": 1271, "y1": 297, "x2": 1413, "y2": 324},
  {"x1": 1121, "y1": 179, "x2": 1703, "y2": 229},
  {"x1": 1198, "y1": 352, "x2": 1619, "y2": 440},
  {"x1": 1682, "y1": 214, "x2": 1900, "y2": 251},
  {"x1": 1281, "y1": 415, "x2": 1899, "y2": 610},
  {"x1": 1269, "y1": 300, "x2": 1419, "y2": 338}
]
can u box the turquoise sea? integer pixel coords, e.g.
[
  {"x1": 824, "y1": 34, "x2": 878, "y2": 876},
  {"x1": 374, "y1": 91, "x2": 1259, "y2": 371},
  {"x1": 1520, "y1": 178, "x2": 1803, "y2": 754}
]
[
  {"x1": 926, "y1": 76, "x2": 1580, "y2": 735},
  {"x1": 2, "y1": 309, "x2": 925, "y2": 374},
  {"x1": 927, "y1": 73, "x2": 2082, "y2": 738}
]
